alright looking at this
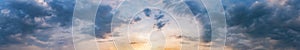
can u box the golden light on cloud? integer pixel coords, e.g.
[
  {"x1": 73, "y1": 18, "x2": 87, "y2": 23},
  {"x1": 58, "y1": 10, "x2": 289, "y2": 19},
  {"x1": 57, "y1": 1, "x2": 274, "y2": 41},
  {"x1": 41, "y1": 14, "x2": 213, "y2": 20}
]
[
  {"x1": 95, "y1": 0, "x2": 231, "y2": 50},
  {"x1": 96, "y1": 17, "x2": 233, "y2": 50},
  {"x1": 97, "y1": 37, "x2": 233, "y2": 50}
]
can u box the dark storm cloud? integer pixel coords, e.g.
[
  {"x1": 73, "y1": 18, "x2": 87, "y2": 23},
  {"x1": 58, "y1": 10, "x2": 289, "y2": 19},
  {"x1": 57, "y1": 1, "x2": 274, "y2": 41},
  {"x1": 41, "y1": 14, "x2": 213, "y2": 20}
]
[
  {"x1": 223, "y1": 0, "x2": 300, "y2": 49},
  {"x1": 0, "y1": 0, "x2": 51, "y2": 46},
  {"x1": 287, "y1": 0, "x2": 300, "y2": 10},
  {"x1": 184, "y1": 0, "x2": 211, "y2": 42},
  {"x1": 0, "y1": 0, "x2": 75, "y2": 48},
  {"x1": 95, "y1": 5, "x2": 113, "y2": 38},
  {"x1": 4, "y1": 0, "x2": 300, "y2": 50},
  {"x1": 8, "y1": 0, "x2": 52, "y2": 17},
  {"x1": 47, "y1": 0, "x2": 75, "y2": 27}
]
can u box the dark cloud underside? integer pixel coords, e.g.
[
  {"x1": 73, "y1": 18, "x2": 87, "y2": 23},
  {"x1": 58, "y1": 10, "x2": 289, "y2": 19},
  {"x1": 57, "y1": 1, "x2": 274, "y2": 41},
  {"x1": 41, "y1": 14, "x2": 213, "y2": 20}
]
[{"x1": 224, "y1": 0, "x2": 300, "y2": 49}]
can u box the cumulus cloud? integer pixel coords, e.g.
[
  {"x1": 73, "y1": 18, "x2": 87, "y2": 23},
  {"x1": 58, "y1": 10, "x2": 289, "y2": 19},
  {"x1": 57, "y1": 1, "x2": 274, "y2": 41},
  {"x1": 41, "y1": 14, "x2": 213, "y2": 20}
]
[
  {"x1": 95, "y1": 0, "x2": 219, "y2": 50},
  {"x1": 0, "y1": 0, "x2": 75, "y2": 49},
  {"x1": 3, "y1": 0, "x2": 300, "y2": 50},
  {"x1": 95, "y1": 5, "x2": 114, "y2": 38},
  {"x1": 223, "y1": 0, "x2": 300, "y2": 49},
  {"x1": 184, "y1": 0, "x2": 212, "y2": 43}
]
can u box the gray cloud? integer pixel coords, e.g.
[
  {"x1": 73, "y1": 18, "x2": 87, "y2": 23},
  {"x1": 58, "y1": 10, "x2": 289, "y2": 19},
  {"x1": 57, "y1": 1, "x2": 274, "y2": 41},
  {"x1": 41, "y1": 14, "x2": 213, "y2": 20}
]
[
  {"x1": 224, "y1": 0, "x2": 300, "y2": 49},
  {"x1": 95, "y1": 5, "x2": 114, "y2": 38},
  {"x1": 0, "y1": 0, "x2": 75, "y2": 49},
  {"x1": 184, "y1": 0, "x2": 211, "y2": 42},
  {"x1": 2, "y1": 0, "x2": 300, "y2": 50}
]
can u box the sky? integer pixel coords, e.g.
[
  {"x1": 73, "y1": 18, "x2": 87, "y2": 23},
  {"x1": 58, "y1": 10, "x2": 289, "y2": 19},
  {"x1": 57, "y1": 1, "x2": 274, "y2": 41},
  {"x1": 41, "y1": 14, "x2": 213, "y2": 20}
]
[{"x1": 0, "y1": 0, "x2": 299, "y2": 50}]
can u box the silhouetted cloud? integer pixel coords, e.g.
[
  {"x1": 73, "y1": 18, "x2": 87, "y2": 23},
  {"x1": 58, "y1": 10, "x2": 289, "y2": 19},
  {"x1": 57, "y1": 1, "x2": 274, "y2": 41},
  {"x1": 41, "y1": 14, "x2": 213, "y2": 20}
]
[
  {"x1": 143, "y1": 8, "x2": 151, "y2": 17},
  {"x1": 95, "y1": 5, "x2": 114, "y2": 38}
]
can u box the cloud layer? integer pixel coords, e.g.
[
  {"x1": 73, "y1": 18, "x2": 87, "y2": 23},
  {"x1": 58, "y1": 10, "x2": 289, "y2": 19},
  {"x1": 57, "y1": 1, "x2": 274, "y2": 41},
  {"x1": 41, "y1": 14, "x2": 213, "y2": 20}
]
[{"x1": 1, "y1": 0, "x2": 300, "y2": 50}]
